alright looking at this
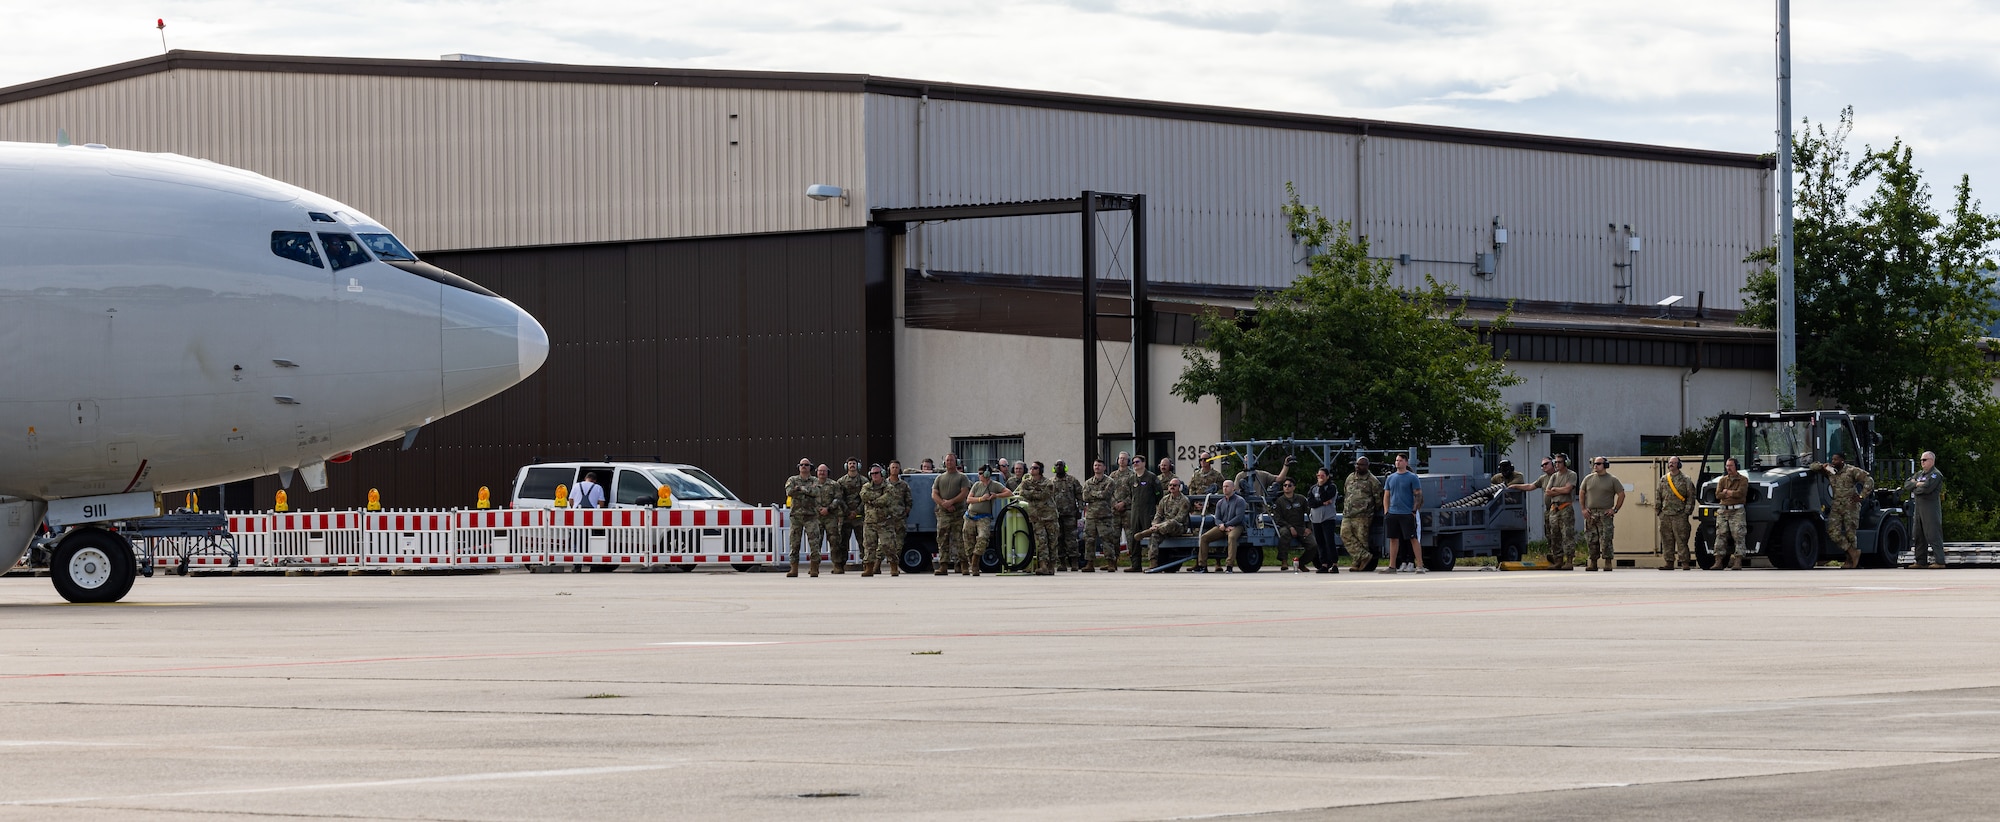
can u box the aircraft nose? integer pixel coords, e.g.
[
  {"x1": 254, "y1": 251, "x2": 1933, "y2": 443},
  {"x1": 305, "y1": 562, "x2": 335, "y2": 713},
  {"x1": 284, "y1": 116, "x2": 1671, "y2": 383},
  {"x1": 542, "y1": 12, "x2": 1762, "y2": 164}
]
[{"x1": 441, "y1": 282, "x2": 549, "y2": 414}]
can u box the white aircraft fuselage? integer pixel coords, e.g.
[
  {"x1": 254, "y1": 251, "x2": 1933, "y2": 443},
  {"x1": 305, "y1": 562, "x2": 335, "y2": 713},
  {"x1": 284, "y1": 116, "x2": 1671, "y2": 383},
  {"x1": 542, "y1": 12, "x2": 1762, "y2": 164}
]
[{"x1": 0, "y1": 141, "x2": 548, "y2": 567}]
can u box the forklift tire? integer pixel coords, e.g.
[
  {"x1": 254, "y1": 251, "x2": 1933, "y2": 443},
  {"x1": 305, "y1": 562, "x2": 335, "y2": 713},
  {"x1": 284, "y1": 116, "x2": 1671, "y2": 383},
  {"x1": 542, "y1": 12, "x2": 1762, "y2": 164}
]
[
  {"x1": 1771, "y1": 518, "x2": 1822, "y2": 569},
  {"x1": 52, "y1": 528, "x2": 138, "y2": 604},
  {"x1": 899, "y1": 533, "x2": 936, "y2": 574},
  {"x1": 1865, "y1": 517, "x2": 1906, "y2": 568}
]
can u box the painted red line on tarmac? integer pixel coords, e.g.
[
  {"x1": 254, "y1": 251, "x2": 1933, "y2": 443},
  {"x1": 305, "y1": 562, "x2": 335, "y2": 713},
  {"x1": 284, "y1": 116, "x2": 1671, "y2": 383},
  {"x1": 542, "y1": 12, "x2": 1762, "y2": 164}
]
[{"x1": 0, "y1": 585, "x2": 1963, "y2": 681}]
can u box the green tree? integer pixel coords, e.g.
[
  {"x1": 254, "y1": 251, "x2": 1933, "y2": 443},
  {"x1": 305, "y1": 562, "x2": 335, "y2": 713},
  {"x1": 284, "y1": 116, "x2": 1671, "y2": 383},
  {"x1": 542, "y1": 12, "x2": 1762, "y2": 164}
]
[
  {"x1": 1742, "y1": 108, "x2": 2000, "y2": 525},
  {"x1": 1173, "y1": 185, "x2": 1523, "y2": 447}
]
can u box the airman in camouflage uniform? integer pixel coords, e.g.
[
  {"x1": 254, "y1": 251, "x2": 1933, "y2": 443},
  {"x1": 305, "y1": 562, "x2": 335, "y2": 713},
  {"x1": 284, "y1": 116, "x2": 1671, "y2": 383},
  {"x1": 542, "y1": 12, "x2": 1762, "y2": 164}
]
[
  {"x1": 931, "y1": 455, "x2": 971, "y2": 575},
  {"x1": 1712, "y1": 457, "x2": 1750, "y2": 570},
  {"x1": 782, "y1": 458, "x2": 818, "y2": 578},
  {"x1": 1133, "y1": 479, "x2": 1192, "y2": 568},
  {"x1": 1082, "y1": 459, "x2": 1119, "y2": 571},
  {"x1": 1656, "y1": 457, "x2": 1696, "y2": 570},
  {"x1": 858, "y1": 466, "x2": 895, "y2": 577},
  {"x1": 832, "y1": 459, "x2": 866, "y2": 574},
  {"x1": 1579, "y1": 457, "x2": 1625, "y2": 572},
  {"x1": 1342, "y1": 458, "x2": 1382, "y2": 571},
  {"x1": 1017, "y1": 462, "x2": 1060, "y2": 575},
  {"x1": 1810, "y1": 452, "x2": 1874, "y2": 568},
  {"x1": 1052, "y1": 461, "x2": 1085, "y2": 571},
  {"x1": 963, "y1": 466, "x2": 1009, "y2": 576},
  {"x1": 885, "y1": 460, "x2": 911, "y2": 575},
  {"x1": 802, "y1": 464, "x2": 841, "y2": 577},
  {"x1": 1513, "y1": 455, "x2": 1578, "y2": 570},
  {"x1": 1189, "y1": 454, "x2": 1225, "y2": 497}
]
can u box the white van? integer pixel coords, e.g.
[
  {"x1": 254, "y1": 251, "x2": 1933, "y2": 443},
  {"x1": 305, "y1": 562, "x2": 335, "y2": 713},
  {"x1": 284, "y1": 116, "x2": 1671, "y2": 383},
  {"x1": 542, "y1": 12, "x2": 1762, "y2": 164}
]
[{"x1": 510, "y1": 461, "x2": 752, "y2": 510}]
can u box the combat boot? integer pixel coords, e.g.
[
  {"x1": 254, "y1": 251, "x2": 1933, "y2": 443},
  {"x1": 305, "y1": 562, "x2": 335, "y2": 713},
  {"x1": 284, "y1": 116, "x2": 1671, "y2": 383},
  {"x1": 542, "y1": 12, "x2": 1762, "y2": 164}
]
[
  {"x1": 861, "y1": 560, "x2": 876, "y2": 577},
  {"x1": 1846, "y1": 548, "x2": 1861, "y2": 569},
  {"x1": 889, "y1": 559, "x2": 900, "y2": 576},
  {"x1": 1728, "y1": 555, "x2": 1742, "y2": 570},
  {"x1": 786, "y1": 561, "x2": 799, "y2": 578},
  {"x1": 808, "y1": 558, "x2": 821, "y2": 577}
]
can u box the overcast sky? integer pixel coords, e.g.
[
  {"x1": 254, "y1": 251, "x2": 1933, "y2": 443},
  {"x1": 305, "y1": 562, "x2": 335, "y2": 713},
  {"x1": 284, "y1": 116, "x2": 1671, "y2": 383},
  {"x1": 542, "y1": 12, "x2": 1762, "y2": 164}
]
[{"x1": 8, "y1": 1, "x2": 2000, "y2": 209}]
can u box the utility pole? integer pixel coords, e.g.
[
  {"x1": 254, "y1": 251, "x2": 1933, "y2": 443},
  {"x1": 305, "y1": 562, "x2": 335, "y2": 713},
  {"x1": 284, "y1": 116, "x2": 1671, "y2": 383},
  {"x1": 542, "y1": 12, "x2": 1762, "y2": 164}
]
[{"x1": 1776, "y1": 0, "x2": 1798, "y2": 406}]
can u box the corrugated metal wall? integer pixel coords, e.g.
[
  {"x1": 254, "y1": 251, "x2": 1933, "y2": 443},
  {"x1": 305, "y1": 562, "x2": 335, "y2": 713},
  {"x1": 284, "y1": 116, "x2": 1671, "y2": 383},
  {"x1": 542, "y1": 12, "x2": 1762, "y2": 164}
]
[
  {"x1": 250, "y1": 230, "x2": 884, "y2": 510},
  {"x1": 866, "y1": 94, "x2": 1772, "y2": 309},
  {"x1": 0, "y1": 69, "x2": 867, "y2": 251}
]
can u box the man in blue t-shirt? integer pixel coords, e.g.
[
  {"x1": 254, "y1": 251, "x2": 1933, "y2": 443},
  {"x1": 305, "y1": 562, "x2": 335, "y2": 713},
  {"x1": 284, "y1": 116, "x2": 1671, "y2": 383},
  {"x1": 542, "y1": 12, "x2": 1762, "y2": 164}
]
[{"x1": 1379, "y1": 454, "x2": 1426, "y2": 573}]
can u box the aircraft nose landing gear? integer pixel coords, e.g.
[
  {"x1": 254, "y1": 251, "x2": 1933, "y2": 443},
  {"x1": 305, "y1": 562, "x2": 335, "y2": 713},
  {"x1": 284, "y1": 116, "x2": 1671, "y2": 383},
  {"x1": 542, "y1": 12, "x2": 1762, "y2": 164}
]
[{"x1": 51, "y1": 528, "x2": 139, "y2": 603}]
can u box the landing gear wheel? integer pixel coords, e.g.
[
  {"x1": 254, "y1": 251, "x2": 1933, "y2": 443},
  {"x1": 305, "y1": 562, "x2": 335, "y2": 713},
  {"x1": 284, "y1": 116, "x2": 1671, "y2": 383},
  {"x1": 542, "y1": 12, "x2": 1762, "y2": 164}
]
[
  {"x1": 1866, "y1": 518, "x2": 1906, "y2": 568},
  {"x1": 52, "y1": 529, "x2": 138, "y2": 604}
]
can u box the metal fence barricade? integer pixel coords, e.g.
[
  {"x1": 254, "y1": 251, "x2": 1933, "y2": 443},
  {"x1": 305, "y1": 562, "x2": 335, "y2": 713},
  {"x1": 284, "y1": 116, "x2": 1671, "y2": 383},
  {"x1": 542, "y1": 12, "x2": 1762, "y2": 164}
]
[
  {"x1": 546, "y1": 508, "x2": 658, "y2": 567},
  {"x1": 453, "y1": 509, "x2": 548, "y2": 567},
  {"x1": 363, "y1": 510, "x2": 456, "y2": 567},
  {"x1": 654, "y1": 507, "x2": 784, "y2": 567},
  {"x1": 268, "y1": 511, "x2": 366, "y2": 566},
  {"x1": 228, "y1": 513, "x2": 275, "y2": 567}
]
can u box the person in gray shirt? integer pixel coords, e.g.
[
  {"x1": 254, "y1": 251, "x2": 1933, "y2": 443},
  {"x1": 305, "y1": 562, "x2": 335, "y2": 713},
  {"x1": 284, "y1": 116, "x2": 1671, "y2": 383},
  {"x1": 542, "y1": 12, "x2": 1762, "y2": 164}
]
[{"x1": 1195, "y1": 480, "x2": 1248, "y2": 573}]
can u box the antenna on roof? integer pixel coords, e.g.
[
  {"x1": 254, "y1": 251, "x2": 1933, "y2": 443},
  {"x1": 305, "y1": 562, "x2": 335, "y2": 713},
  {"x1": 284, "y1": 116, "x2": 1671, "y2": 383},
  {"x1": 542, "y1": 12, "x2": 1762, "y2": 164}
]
[
  {"x1": 156, "y1": 18, "x2": 168, "y2": 54},
  {"x1": 55, "y1": 127, "x2": 70, "y2": 147}
]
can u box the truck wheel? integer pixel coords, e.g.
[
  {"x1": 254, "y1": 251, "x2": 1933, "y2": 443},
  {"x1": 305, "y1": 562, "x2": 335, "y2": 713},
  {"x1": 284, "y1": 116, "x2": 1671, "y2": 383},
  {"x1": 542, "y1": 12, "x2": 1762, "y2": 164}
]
[
  {"x1": 1866, "y1": 518, "x2": 1906, "y2": 568},
  {"x1": 1772, "y1": 519, "x2": 1822, "y2": 569},
  {"x1": 52, "y1": 529, "x2": 138, "y2": 604}
]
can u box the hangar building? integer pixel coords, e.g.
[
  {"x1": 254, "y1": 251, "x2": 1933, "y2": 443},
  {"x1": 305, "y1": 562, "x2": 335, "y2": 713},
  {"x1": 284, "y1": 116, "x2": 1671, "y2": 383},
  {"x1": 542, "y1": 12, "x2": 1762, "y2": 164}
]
[{"x1": 0, "y1": 51, "x2": 1778, "y2": 508}]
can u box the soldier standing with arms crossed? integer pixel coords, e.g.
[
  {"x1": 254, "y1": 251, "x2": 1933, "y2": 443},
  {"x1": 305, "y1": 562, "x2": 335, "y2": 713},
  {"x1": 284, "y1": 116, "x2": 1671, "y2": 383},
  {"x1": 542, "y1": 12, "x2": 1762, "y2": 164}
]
[
  {"x1": 803, "y1": 464, "x2": 840, "y2": 577},
  {"x1": 783, "y1": 458, "x2": 818, "y2": 579},
  {"x1": 1656, "y1": 456, "x2": 1696, "y2": 570},
  {"x1": 1512, "y1": 454, "x2": 1578, "y2": 570},
  {"x1": 1711, "y1": 457, "x2": 1749, "y2": 570},
  {"x1": 1902, "y1": 451, "x2": 1946, "y2": 568},
  {"x1": 1579, "y1": 457, "x2": 1625, "y2": 572},
  {"x1": 1810, "y1": 452, "x2": 1873, "y2": 569},
  {"x1": 1343, "y1": 457, "x2": 1381, "y2": 572},
  {"x1": 1053, "y1": 461, "x2": 1085, "y2": 571},
  {"x1": 962, "y1": 465, "x2": 1009, "y2": 576},
  {"x1": 1017, "y1": 461, "x2": 1059, "y2": 575},
  {"x1": 1082, "y1": 458, "x2": 1118, "y2": 571},
  {"x1": 1108, "y1": 453, "x2": 1135, "y2": 569},
  {"x1": 931, "y1": 455, "x2": 971, "y2": 576}
]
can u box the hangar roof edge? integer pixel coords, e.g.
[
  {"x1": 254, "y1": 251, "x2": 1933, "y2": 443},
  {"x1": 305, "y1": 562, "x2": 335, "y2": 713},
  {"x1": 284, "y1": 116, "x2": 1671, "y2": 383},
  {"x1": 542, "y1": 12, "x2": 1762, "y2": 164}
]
[{"x1": 1, "y1": 50, "x2": 1775, "y2": 171}]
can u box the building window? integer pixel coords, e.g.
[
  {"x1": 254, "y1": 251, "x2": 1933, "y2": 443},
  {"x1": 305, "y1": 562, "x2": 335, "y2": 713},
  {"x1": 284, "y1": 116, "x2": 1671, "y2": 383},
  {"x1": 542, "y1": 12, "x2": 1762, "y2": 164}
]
[
  {"x1": 1639, "y1": 436, "x2": 1673, "y2": 456},
  {"x1": 1100, "y1": 433, "x2": 1176, "y2": 472},
  {"x1": 951, "y1": 435, "x2": 1024, "y2": 473}
]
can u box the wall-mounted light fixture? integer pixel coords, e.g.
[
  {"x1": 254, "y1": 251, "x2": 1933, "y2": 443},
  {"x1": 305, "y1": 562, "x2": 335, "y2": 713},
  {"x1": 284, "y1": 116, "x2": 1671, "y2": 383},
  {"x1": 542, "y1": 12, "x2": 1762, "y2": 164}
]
[{"x1": 804, "y1": 184, "x2": 848, "y2": 204}]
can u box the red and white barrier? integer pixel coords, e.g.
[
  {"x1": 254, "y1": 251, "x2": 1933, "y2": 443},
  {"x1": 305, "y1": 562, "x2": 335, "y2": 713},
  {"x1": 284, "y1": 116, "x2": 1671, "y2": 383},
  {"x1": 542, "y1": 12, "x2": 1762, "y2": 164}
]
[
  {"x1": 268, "y1": 511, "x2": 366, "y2": 566},
  {"x1": 363, "y1": 510, "x2": 457, "y2": 567},
  {"x1": 454, "y1": 509, "x2": 549, "y2": 566},
  {"x1": 545, "y1": 508, "x2": 663, "y2": 567},
  {"x1": 164, "y1": 506, "x2": 790, "y2": 571},
  {"x1": 654, "y1": 507, "x2": 786, "y2": 566}
]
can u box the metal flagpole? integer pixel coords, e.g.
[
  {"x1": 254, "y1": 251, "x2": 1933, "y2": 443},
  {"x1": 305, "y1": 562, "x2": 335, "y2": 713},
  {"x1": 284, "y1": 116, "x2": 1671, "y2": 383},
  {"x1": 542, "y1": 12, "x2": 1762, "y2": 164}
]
[{"x1": 1776, "y1": 0, "x2": 1798, "y2": 406}]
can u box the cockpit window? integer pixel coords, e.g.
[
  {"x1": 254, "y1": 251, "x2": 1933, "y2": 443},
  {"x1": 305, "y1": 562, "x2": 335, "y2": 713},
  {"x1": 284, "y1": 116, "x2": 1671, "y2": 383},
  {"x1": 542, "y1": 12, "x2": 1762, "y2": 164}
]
[
  {"x1": 318, "y1": 233, "x2": 373, "y2": 271},
  {"x1": 358, "y1": 233, "x2": 418, "y2": 261},
  {"x1": 271, "y1": 231, "x2": 324, "y2": 268},
  {"x1": 308, "y1": 212, "x2": 336, "y2": 223}
]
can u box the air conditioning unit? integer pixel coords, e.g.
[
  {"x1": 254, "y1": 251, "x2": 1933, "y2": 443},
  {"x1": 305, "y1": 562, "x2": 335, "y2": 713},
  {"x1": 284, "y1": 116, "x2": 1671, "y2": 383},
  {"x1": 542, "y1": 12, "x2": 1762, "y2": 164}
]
[{"x1": 1517, "y1": 402, "x2": 1555, "y2": 433}]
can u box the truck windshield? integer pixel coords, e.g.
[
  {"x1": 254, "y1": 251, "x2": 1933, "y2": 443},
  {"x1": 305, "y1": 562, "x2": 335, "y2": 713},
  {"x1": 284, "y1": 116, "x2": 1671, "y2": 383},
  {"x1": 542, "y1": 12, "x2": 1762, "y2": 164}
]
[
  {"x1": 649, "y1": 469, "x2": 734, "y2": 501},
  {"x1": 1749, "y1": 419, "x2": 1814, "y2": 469}
]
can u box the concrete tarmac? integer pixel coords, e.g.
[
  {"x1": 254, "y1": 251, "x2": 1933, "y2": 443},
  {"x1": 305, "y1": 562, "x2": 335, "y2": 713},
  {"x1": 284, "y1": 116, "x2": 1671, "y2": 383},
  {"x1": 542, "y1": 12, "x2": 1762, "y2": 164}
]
[{"x1": 1, "y1": 565, "x2": 1996, "y2": 820}]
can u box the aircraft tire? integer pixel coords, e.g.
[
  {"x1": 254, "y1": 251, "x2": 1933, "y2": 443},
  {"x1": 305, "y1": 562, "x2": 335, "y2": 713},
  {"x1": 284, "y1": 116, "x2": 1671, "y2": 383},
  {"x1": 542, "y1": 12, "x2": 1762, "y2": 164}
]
[{"x1": 52, "y1": 529, "x2": 138, "y2": 604}]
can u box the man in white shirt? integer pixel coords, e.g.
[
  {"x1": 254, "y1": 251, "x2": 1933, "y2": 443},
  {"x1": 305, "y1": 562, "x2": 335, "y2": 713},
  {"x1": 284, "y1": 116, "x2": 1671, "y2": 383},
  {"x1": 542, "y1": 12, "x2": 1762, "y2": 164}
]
[{"x1": 574, "y1": 471, "x2": 607, "y2": 509}]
